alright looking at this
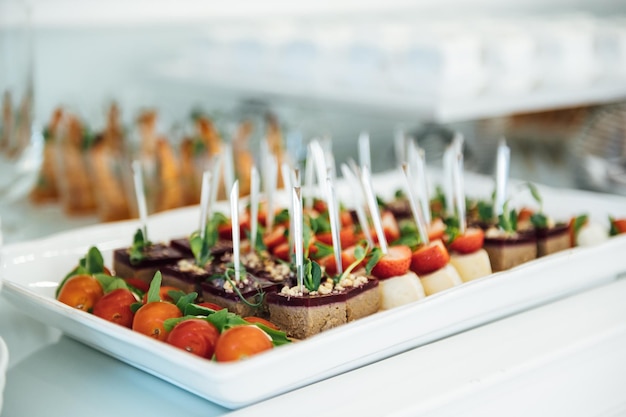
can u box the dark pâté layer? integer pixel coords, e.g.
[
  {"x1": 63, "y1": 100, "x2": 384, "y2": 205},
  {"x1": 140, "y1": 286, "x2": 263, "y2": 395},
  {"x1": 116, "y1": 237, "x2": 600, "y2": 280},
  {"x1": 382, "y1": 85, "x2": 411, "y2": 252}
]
[{"x1": 113, "y1": 244, "x2": 185, "y2": 283}]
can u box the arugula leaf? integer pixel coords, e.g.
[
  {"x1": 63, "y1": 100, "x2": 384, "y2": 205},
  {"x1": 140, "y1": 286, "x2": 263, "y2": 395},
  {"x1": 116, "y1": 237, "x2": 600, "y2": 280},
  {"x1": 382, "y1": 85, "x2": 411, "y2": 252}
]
[
  {"x1": 84, "y1": 247, "x2": 105, "y2": 274},
  {"x1": 204, "y1": 309, "x2": 291, "y2": 346},
  {"x1": 163, "y1": 316, "x2": 189, "y2": 333},
  {"x1": 205, "y1": 308, "x2": 248, "y2": 333},
  {"x1": 253, "y1": 323, "x2": 291, "y2": 346},
  {"x1": 93, "y1": 273, "x2": 129, "y2": 293},
  {"x1": 129, "y1": 228, "x2": 151, "y2": 265},
  {"x1": 174, "y1": 292, "x2": 199, "y2": 312},
  {"x1": 146, "y1": 271, "x2": 163, "y2": 303}
]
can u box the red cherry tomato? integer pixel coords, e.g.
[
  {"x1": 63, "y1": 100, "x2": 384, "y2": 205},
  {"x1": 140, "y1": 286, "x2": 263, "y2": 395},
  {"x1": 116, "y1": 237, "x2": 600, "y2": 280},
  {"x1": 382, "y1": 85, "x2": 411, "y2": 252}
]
[
  {"x1": 57, "y1": 274, "x2": 104, "y2": 312},
  {"x1": 124, "y1": 277, "x2": 150, "y2": 293},
  {"x1": 93, "y1": 288, "x2": 137, "y2": 328},
  {"x1": 167, "y1": 318, "x2": 220, "y2": 359},
  {"x1": 243, "y1": 316, "x2": 279, "y2": 330},
  {"x1": 198, "y1": 302, "x2": 224, "y2": 311},
  {"x1": 132, "y1": 302, "x2": 182, "y2": 341},
  {"x1": 215, "y1": 325, "x2": 273, "y2": 362}
]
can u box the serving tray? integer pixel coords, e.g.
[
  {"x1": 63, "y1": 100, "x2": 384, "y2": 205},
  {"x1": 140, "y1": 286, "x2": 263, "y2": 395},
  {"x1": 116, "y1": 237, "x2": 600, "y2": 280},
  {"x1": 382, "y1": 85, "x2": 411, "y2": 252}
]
[{"x1": 3, "y1": 171, "x2": 626, "y2": 409}]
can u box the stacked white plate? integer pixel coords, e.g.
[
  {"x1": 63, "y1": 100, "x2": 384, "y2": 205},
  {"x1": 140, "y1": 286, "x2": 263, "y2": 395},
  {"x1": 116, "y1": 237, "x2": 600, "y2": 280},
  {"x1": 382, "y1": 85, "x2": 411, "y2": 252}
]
[{"x1": 0, "y1": 336, "x2": 7, "y2": 414}]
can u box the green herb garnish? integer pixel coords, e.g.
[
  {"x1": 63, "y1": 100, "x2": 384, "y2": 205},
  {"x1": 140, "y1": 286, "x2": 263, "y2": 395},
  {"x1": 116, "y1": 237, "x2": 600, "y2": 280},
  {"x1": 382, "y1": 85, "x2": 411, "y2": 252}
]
[
  {"x1": 365, "y1": 246, "x2": 383, "y2": 275},
  {"x1": 189, "y1": 215, "x2": 221, "y2": 267},
  {"x1": 498, "y1": 201, "x2": 518, "y2": 234},
  {"x1": 129, "y1": 228, "x2": 151, "y2": 265},
  {"x1": 303, "y1": 258, "x2": 323, "y2": 292},
  {"x1": 336, "y1": 242, "x2": 370, "y2": 283}
]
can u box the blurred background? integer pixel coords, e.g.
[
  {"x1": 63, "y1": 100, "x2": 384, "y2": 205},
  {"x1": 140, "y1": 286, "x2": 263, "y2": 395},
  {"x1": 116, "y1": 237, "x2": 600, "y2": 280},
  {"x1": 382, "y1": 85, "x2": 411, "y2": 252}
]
[{"x1": 2, "y1": 0, "x2": 626, "y2": 240}]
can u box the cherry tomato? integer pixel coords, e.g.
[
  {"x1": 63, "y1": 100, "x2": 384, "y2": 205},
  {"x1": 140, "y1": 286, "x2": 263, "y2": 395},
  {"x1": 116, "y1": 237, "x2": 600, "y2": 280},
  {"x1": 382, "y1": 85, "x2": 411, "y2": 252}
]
[
  {"x1": 93, "y1": 288, "x2": 137, "y2": 328},
  {"x1": 198, "y1": 302, "x2": 224, "y2": 311},
  {"x1": 57, "y1": 274, "x2": 104, "y2": 312},
  {"x1": 132, "y1": 302, "x2": 182, "y2": 341},
  {"x1": 167, "y1": 318, "x2": 219, "y2": 358},
  {"x1": 124, "y1": 277, "x2": 150, "y2": 293},
  {"x1": 142, "y1": 285, "x2": 179, "y2": 304},
  {"x1": 243, "y1": 316, "x2": 279, "y2": 330},
  {"x1": 215, "y1": 325, "x2": 273, "y2": 362}
]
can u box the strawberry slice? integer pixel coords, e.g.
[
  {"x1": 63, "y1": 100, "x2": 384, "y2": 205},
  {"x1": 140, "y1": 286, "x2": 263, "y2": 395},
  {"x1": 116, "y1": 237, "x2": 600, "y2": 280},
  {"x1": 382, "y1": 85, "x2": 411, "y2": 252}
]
[
  {"x1": 313, "y1": 199, "x2": 327, "y2": 213},
  {"x1": 610, "y1": 218, "x2": 626, "y2": 235},
  {"x1": 568, "y1": 215, "x2": 588, "y2": 247},
  {"x1": 448, "y1": 227, "x2": 484, "y2": 254},
  {"x1": 316, "y1": 227, "x2": 360, "y2": 248},
  {"x1": 517, "y1": 207, "x2": 534, "y2": 223},
  {"x1": 218, "y1": 213, "x2": 249, "y2": 240},
  {"x1": 428, "y1": 218, "x2": 446, "y2": 241},
  {"x1": 340, "y1": 210, "x2": 354, "y2": 227},
  {"x1": 371, "y1": 245, "x2": 412, "y2": 279},
  {"x1": 263, "y1": 225, "x2": 288, "y2": 250},
  {"x1": 272, "y1": 242, "x2": 290, "y2": 261},
  {"x1": 319, "y1": 253, "x2": 338, "y2": 275},
  {"x1": 410, "y1": 240, "x2": 450, "y2": 275},
  {"x1": 340, "y1": 245, "x2": 367, "y2": 271},
  {"x1": 381, "y1": 211, "x2": 401, "y2": 243}
]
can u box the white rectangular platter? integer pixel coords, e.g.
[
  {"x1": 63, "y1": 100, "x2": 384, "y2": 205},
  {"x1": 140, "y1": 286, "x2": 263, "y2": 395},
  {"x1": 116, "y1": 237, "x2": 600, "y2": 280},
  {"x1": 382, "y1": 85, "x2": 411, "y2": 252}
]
[{"x1": 3, "y1": 171, "x2": 626, "y2": 409}]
